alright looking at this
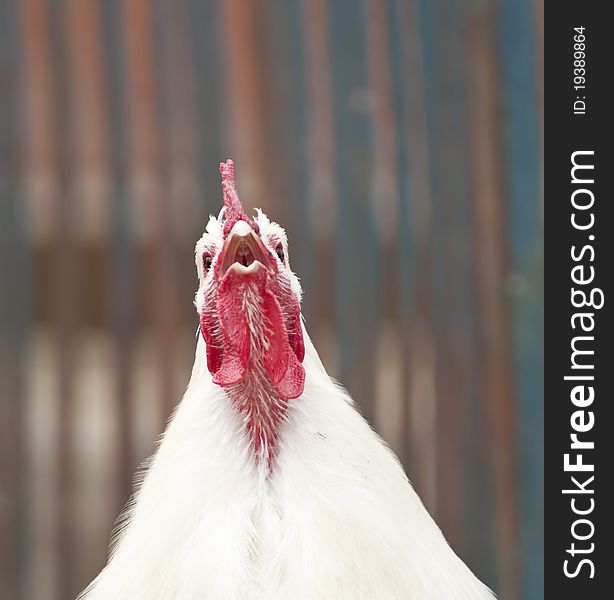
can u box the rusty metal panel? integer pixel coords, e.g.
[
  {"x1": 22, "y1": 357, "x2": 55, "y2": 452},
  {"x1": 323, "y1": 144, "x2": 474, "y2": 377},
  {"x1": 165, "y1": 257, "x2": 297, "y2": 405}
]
[{"x1": 1, "y1": 1, "x2": 543, "y2": 598}]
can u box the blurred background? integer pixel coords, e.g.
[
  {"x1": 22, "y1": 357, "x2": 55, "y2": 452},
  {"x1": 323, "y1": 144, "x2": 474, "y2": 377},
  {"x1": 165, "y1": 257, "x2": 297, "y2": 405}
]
[{"x1": 0, "y1": 0, "x2": 543, "y2": 598}]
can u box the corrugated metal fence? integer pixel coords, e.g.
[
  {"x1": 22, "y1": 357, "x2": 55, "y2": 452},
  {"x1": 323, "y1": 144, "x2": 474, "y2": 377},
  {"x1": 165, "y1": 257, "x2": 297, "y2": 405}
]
[{"x1": 0, "y1": 1, "x2": 543, "y2": 599}]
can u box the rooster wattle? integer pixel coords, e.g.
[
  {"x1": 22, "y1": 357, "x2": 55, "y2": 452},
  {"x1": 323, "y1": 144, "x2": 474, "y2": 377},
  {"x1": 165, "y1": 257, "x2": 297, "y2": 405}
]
[{"x1": 79, "y1": 160, "x2": 495, "y2": 599}]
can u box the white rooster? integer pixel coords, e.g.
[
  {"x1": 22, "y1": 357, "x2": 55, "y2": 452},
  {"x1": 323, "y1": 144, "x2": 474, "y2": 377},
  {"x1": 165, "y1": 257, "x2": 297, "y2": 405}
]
[{"x1": 79, "y1": 160, "x2": 495, "y2": 599}]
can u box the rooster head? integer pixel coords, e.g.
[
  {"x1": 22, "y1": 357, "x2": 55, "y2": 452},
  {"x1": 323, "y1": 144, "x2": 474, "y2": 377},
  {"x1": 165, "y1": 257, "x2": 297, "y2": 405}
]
[{"x1": 194, "y1": 160, "x2": 305, "y2": 400}]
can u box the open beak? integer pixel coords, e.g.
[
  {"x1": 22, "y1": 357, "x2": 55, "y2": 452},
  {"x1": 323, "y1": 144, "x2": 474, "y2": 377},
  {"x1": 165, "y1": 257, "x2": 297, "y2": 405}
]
[{"x1": 217, "y1": 220, "x2": 275, "y2": 280}]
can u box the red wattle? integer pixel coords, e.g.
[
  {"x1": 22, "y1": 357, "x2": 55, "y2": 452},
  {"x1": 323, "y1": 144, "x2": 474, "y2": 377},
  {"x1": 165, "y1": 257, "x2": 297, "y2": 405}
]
[
  {"x1": 287, "y1": 301, "x2": 305, "y2": 363},
  {"x1": 261, "y1": 281, "x2": 305, "y2": 400},
  {"x1": 212, "y1": 351, "x2": 247, "y2": 386},
  {"x1": 201, "y1": 263, "x2": 305, "y2": 400},
  {"x1": 211, "y1": 269, "x2": 253, "y2": 386},
  {"x1": 273, "y1": 352, "x2": 305, "y2": 400},
  {"x1": 200, "y1": 311, "x2": 223, "y2": 375}
]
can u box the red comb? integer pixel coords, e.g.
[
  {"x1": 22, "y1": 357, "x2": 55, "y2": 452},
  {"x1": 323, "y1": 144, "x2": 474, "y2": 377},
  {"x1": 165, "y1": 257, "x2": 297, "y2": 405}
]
[{"x1": 220, "y1": 159, "x2": 259, "y2": 237}]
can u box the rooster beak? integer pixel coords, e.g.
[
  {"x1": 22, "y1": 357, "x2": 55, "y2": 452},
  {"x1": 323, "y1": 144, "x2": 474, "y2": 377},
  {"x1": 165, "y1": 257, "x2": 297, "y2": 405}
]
[{"x1": 217, "y1": 220, "x2": 275, "y2": 280}]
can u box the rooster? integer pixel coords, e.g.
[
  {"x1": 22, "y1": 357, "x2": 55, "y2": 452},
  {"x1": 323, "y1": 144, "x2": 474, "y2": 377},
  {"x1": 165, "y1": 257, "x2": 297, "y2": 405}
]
[{"x1": 79, "y1": 160, "x2": 495, "y2": 599}]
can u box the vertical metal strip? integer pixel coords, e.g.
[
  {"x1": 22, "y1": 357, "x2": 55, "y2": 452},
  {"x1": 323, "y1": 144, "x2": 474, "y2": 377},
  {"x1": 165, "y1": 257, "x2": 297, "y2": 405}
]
[
  {"x1": 1, "y1": 3, "x2": 30, "y2": 598},
  {"x1": 100, "y1": 0, "x2": 137, "y2": 509},
  {"x1": 157, "y1": 0, "x2": 204, "y2": 352},
  {"x1": 466, "y1": 2, "x2": 520, "y2": 593},
  {"x1": 46, "y1": 0, "x2": 79, "y2": 594},
  {"x1": 498, "y1": 0, "x2": 543, "y2": 597},
  {"x1": 63, "y1": 0, "x2": 113, "y2": 590},
  {"x1": 389, "y1": 0, "x2": 437, "y2": 509},
  {"x1": 121, "y1": 0, "x2": 178, "y2": 427},
  {"x1": 366, "y1": 0, "x2": 402, "y2": 445},
  {"x1": 188, "y1": 0, "x2": 223, "y2": 222},
  {"x1": 301, "y1": 0, "x2": 338, "y2": 371},
  {"x1": 328, "y1": 0, "x2": 377, "y2": 423},
  {"x1": 219, "y1": 0, "x2": 273, "y2": 214}
]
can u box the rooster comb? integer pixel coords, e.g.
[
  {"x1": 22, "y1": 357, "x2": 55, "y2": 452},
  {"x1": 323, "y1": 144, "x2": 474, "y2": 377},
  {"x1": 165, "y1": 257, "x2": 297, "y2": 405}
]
[{"x1": 220, "y1": 159, "x2": 259, "y2": 236}]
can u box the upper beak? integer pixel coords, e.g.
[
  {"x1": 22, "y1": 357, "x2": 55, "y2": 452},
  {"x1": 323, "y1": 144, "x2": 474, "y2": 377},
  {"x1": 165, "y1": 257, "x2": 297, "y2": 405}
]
[{"x1": 217, "y1": 220, "x2": 275, "y2": 279}]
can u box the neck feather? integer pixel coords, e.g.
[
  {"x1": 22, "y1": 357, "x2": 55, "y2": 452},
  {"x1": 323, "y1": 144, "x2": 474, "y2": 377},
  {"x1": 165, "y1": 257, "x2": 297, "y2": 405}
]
[{"x1": 225, "y1": 285, "x2": 288, "y2": 468}]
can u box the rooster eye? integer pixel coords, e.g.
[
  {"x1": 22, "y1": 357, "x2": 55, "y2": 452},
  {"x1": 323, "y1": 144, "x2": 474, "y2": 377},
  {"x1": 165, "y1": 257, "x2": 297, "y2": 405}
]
[
  {"x1": 275, "y1": 243, "x2": 285, "y2": 263},
  {"x1": 203, "y1": 254, "x2": 212, "y2": 272}
]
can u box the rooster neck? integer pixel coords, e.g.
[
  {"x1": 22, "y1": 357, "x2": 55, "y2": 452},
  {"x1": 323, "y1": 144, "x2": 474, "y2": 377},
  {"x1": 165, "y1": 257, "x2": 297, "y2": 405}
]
[
  {"x1": 226, "y1": 366, "x2": 288, "y2": 469},
  {"x1": 224, "y1": 285, "x2": 289, "y2": 469}
]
